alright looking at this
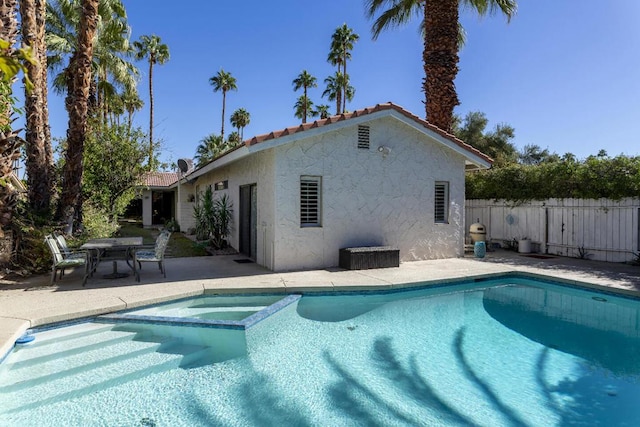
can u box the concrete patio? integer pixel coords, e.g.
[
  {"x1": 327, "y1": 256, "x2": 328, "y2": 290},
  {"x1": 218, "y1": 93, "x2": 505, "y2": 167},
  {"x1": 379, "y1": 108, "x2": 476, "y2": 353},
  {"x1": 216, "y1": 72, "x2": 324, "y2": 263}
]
[{"x1": 2, "y1": 250, "x2": 640, "y2": 359}]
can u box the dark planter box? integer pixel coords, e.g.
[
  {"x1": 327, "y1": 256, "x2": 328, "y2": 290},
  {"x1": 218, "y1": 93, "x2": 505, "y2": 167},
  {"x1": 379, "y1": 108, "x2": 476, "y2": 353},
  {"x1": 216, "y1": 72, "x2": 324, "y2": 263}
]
[{"x1": 339, "y1": 246, "x2": 400, "y2": 270}]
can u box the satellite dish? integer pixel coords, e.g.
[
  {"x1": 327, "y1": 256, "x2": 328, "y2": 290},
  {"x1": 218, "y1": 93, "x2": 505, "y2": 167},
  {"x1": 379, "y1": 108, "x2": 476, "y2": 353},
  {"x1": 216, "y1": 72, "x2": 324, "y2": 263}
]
[{"x1": 177, "y1": 158, "x2": 189, "y2": 174}]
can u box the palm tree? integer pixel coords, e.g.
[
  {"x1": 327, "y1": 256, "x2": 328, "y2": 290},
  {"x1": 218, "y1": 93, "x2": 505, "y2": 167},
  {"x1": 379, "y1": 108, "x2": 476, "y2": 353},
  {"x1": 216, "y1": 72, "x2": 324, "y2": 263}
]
[
  {"x1": 292, "y1": 70, "x2": 317, "y2": 123},
  {"x1": 194, "y1": 133, "x2": 226, "y2": 167},
  {"x1": 133, "y1": 34, "x2": 169, "y2": 169},
  {"x1": 47, "y1": 0, "x2": 136, "y2": 121},
  {"x1": 229, "y1": 107, "x2": 250, "y2": 142},
  {"x1": 294, "y1": 95, "x2": 314, "y2": 123},
  {"x1": 365, "y1": 0, "x2": 516, "y2": 132},
  {"x1": 328, "y1": 24, "x2": 358, "y2": 113},
  {"x1": 120, "y1": 87, "x2": 143, "y2": 134},
  {"x1": 313, "y1": 104, "x2": 331, "y2": 119},
  {"x1": 209, "y1": 69, "x2": 237, "y2": 139},
  {"x1": 227, "y1": 131, "x2": 240, "y2": 145},
  {"x1": 20, "y1": 0, "x2": 51, "y2": 212},
  {"x1": 323, "y1": 71, "x2": 353, "y2": 115},
  {"x1": 323, "y1": 72, "x2": 342, "y2": 115},
  {"x1": 59, "y1": 0, "x2": 99, "y2": 228}
]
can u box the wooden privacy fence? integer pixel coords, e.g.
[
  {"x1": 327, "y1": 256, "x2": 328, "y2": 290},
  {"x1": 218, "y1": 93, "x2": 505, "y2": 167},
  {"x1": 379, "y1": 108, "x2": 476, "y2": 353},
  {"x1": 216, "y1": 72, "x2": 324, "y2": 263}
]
[{"x1": 465, "y1": 198, "x2": 640, "y2": 263}]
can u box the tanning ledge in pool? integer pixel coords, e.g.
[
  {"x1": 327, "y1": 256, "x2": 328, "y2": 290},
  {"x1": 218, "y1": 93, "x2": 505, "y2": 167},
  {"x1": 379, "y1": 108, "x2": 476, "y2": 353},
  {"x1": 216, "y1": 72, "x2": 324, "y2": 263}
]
[{"x1": 95, "y1": 294, "x2": 301, "y2": 330}]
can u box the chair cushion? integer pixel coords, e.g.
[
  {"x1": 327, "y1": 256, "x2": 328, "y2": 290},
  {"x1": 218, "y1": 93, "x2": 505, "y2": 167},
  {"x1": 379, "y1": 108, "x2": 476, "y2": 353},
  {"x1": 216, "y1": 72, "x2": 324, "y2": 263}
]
[
  {"x1": 57, "y1": 258, "x2": 85, "y2": 267},
  {"x1": 136, "y1": 251, "x2": 159, "y2": 261}
]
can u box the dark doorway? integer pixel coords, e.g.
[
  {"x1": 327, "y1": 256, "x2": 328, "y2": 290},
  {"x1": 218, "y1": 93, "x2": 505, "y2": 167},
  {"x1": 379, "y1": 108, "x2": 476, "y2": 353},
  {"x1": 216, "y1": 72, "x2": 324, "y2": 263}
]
[
  {"x1": 152, "y1": 191, "x2": 175, "y2": 225},
  {"x1": 239, "y1": 184, "x2": 257, "y2": 259}
]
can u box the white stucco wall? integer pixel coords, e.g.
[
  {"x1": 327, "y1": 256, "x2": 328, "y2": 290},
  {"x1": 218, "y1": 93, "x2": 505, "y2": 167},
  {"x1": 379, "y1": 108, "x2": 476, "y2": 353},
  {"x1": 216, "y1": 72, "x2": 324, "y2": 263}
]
[
  {"x1": 272, "y1": 116, "x2": 466, "y2": 271},
  {"x1": 142, "y1": 189, "x2": 152, "y2": 227},
  {"x1": 192, "y1": 150, "x2": 276, "y2": 268},
  {"x1": 176, "y1": 181, "x2": 196, "y2": 232}
]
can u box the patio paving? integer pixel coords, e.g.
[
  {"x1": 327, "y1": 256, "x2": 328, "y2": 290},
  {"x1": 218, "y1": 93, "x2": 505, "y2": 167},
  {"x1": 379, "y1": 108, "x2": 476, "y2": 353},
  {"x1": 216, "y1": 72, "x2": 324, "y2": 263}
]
[{"x1": 1, "y1": 250, "x2": 640, "y2": 359}]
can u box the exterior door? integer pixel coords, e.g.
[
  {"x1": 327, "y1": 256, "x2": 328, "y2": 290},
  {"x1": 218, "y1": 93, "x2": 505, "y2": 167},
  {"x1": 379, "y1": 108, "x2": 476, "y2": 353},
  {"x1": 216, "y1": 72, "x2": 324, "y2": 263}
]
[{"x1": 239, "y1": 184, "x2": 257, "y2": 258}]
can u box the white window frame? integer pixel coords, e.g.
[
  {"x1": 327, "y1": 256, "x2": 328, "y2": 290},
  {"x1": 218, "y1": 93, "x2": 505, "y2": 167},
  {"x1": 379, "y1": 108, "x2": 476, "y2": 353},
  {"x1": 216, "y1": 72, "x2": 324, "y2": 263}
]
[
  {"x1": 300, "y1": 176, "x2": 322, "y2": 227},
  {"x1": 434, "y1": 181, "x2": 449, "y2": 224}
]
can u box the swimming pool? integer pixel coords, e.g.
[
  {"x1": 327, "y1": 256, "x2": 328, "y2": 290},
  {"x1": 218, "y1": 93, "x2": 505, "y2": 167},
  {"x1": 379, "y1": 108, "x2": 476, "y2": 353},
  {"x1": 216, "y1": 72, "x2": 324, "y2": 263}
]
[{"x1": 1, "y1": 275, "x2": 639, "y2": 426}]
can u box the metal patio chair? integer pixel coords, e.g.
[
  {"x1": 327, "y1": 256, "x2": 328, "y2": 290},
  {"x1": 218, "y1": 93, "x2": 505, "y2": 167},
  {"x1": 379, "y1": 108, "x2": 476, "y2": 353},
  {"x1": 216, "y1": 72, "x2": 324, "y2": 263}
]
[
  {"x1": 132, "y1": 231, "x2": 171, "y2": 282},
  {"x1": 44, "y1": 235, "x2": 90, "y2": 286}
]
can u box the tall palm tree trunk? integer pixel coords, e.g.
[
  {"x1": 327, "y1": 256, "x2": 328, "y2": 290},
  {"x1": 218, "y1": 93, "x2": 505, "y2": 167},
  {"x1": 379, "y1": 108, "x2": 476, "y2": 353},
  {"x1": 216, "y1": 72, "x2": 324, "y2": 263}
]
[
  {"x1": 302, "y1": 86, "x2": 308, "y2": 123},
  {"x1": 147, "y1": 59, "x2": 154, "y2": 168},
  {"x1": 0, "y1": 0, "x2": 21, "y2": 238},
  {"x1": 424, "y1": 0, "x2": 460, "y2": 133},
  {"x1": 0, "y1": 0, "x2": 18, "y2": 125},
  {"x1": 35, "y1": 0, "x2": 53, "y2": 180},
  {"x1": 342, "y1": 52, "x2": 347, "y2": 113},
  {"x1": 21, "y1": 0, "x2": 50, "y2": 212},
  {"x1": 59, "y1": 0, "x2": 98, "y2": 230},
  {"x1": 220, "y1": 90, "x2": 226, "y2": 139},
  {"x1": 127, "y1": 108, "x2": 133, "y2": 135}
]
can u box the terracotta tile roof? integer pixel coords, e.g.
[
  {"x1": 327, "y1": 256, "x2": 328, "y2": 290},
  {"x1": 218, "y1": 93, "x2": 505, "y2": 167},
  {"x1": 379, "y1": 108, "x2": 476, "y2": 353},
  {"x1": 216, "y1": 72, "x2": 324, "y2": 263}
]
[
  {"x1": 142, "y1": 172, "x2": 179, "y2": 187},
  {"x1": 244, "y1": 102, "x2": 493, "y2": 165}
]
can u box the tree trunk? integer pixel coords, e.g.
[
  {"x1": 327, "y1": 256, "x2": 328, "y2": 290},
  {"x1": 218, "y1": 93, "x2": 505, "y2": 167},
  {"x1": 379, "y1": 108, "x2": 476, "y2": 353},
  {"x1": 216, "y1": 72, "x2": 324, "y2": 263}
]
[
  {"x1": 424, "y1": 0, "x2": 459, "y2": 133},
  {"x1": 0, "y1": 0, "x2": 22, "y2": 237},
  {"x1": 21, "y1": 0, "x2": 51, "y2": 212},
  {"x1": 220, "y1": 90, "x2": 226, "y2": 139},
  {"x1": 342, "y1": 51, "x2": 347, "y2": 113},
  {"x1": 302, "y1": 86, "x2": 307, "y2": 124},
  {"x1": 35, "y1": 0, "x2": 53, "y2": 186},
  {"x1": 148, "y1": 58, "x2": 153, "y2": 168},
  {"x1": 59, "y1": 0, "x2": 98, "y2": 230},
  {"x1": 0, "y1": 0, "x2": 18, "y2": 127}
]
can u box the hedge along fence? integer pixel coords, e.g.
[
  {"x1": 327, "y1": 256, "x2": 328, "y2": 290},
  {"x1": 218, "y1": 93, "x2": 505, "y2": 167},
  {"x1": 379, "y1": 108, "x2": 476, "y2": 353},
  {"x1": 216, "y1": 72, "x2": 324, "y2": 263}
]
[
  {"x1": 465, "y1": 155, "x2": 640, "y2": 201},
  {"x1": 465, "y1": 198, "x2": 640, "y2": 263}
]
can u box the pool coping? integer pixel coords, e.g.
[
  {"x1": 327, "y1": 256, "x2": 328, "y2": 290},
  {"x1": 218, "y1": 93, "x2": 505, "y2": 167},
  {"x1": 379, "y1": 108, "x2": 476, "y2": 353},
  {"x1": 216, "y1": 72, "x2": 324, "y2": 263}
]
[
  {"x1": 3, "y1": 265, "x2": 640, "y2": 364},
  {"x1": 3, "y1": 250, "x2": 640, "y2": 361}
]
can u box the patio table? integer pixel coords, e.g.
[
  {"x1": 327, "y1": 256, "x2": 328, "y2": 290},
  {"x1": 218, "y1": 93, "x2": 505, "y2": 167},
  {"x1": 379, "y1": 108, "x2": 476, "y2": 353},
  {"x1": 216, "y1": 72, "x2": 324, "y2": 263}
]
[{"x1": 81, "y1": 237, "x2": 144, "y2": 279}]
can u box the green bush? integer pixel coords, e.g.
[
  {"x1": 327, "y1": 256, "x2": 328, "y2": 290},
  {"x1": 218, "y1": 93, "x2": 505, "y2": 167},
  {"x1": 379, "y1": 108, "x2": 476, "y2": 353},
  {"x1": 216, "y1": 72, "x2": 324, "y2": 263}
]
[
  {"x1": 466, "y1": 154, "x2": 640, "y2": 201},
  {"x1": 81, "y1": 202, "x2": 119, "y2": 240},
  {"x1": 193, "y1": 187, "x2": 233, "y2": 249}
]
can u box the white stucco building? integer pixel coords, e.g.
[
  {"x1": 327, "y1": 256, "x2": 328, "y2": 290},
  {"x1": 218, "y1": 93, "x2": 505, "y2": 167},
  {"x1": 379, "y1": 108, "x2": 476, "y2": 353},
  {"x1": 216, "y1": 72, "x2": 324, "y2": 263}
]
[{"x1": 170, "y1": 103, "x2": 492, "y2": 271}]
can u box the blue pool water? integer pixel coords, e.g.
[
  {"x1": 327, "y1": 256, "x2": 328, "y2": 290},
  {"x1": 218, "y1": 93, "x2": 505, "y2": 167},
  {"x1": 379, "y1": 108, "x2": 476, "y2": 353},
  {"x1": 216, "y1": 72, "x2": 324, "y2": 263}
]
[{"x1": 1, "y1": 276, "x2": 640, "y2": 426}]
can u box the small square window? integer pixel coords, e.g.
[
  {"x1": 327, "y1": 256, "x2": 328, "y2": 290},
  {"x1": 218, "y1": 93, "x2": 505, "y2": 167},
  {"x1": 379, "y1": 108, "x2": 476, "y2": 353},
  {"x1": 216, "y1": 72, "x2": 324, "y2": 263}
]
[
  {"x1": 214, "y1": 180, "x2": 228, "y2": 191},
  {"x1": 434, "y1": 182, "x2": 449, "y2": 223}
]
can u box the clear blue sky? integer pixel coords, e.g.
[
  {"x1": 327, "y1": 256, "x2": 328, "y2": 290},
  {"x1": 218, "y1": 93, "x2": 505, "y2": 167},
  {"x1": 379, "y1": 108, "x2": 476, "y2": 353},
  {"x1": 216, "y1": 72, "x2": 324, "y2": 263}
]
[{"x1": 43, "y1": 0, "x2": 640, "y2": 167}]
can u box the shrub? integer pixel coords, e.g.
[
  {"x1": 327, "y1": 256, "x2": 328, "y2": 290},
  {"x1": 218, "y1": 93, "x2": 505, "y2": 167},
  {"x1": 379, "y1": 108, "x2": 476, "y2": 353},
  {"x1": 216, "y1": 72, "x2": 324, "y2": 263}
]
[{"x1": 193, "y1": 187, "x2": 233, "y2": 249}]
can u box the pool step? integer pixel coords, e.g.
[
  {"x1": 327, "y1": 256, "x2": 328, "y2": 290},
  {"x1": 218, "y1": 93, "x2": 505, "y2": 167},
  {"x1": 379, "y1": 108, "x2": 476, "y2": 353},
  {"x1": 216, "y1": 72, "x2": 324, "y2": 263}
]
[
  {"x1": 1, "y1": 336, "x2": 209, "y2": 413},
  {"x1": 5, "y1": 328, "x2": 141, "y2": 367},
  {"x1": 159, "y1": 342, "x2": 211, "y2": 368},
  {"x1": 1, "y1": 335, "x2": 175, "y2": 390},
  {"x1": 16, "y1": 322, "x2": 115, "y2": 348},
  {"x1": 143, "y1": 306, "x2": 267, "y2": 319}
]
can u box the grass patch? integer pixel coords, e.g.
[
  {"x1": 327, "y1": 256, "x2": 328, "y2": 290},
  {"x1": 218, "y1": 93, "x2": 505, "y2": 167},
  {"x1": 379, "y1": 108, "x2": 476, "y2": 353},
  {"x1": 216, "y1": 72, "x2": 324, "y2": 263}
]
[{"x1": 117, "y1": 221, "x2": 208, "y2": 257}]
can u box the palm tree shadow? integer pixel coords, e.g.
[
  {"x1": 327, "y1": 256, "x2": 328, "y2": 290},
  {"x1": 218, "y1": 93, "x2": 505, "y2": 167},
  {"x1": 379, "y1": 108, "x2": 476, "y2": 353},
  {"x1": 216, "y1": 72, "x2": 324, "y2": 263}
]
[
  {"x1": 324, "y1": 337, "x2": 479, "y2": 426},
  {"x1": 535, "y1": 346, "x2": 640, "y2": 426},
  {"x1": 453, "y1": 327, "x2": 530, "y2": 427},
  {"x1": 176, "y1": 368, "x2": 313, "y2": 426}
]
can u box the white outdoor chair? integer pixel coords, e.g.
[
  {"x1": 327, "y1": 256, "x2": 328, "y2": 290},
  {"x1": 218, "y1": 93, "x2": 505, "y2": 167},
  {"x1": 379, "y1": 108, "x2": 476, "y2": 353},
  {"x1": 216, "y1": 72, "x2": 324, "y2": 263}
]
[
  {"x1": 44, "y1": 235, "x2": 90, "y2": 286},
  {"x1": 133, "y1": 231, "x2": 171, "y2": 282}
]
